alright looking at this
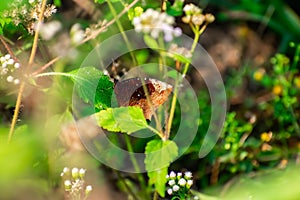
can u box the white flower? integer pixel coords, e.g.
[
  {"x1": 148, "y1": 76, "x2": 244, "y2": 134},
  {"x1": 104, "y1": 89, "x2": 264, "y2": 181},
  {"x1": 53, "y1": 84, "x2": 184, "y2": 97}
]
[
  {"x1": 2, "y1": 62, "x2": 7, "y2": 68},
  {"x1": 40, "y1": 21, "x2": 62, "y2": 40},
  {"x1": 7, "y1": 76, "x2": 14, "y2": 82},
  {"x1": 14, "y1": 63, "x2": 20, "y2": 69},
  {"x1": 166, "y1": 174, "x2": 170, "y2": 179},
  {"x1": 169, "y1": 171, "x2": 176, "y2": 178},
  {"x1": 64, "y1": 180, "x2": 71, "y2": 186},
  {"x1": 167, "y1": 188, "x2": 173, "y2": 195},
  {"x1": 1, "y1": 68, "x2": 8, "y2": 75},
  {"x1": 79, "y1": 168, "x2": 86, "y2": 177},
  {"x1": 172, "y1": 185, "x2": 180, "y2": 192},
  {"x1": 187, "y1": 179, "x2": 193, "y2": 186},
  {"x1": 168, "y1": 179, "x2": 175, "y2": 186},
  {"x1": 85, "y1": 185, "x2": 92, "y2": 194},
  {"x1": 14, "y1": 79, "x2": 20, "y2": 85},
  {"x1": 178, "y1": 178, "x2": 186, "y2": 186},
  {"x1": 183, "y1": 3, "x2": 202, "y2": 15},
  {"x1": 173, "y1": 27, "x2": 182, "y2": 37},
  {"x1": 64, "y1": 180, "x2": 72, "y2": 191},
  {"x1": 71, "y1": 167, "x2": 79, "y2": 179},
  {"x1": 0, "y1": 56, "x2": 5, "y2": 63},
  {"x1": 70, "y1": 23, "x2": 85, "y2": 45},
  {"x1": 177, "y1": 172, "x2": 182, "y2": 177},
  {"x1": 7, "y1": 59, "x2": 14, "y2": 65},
  {"x1": 4, "y1": 54, "x2": 11, "y2": 60},
  {"x1": 132, "y1": 9, "x2": 181, "y2": 42},
  {"x1": 184, "y1": 171, "x2": 193, "y2": 179},
  {"x1": 63, "y1": 167, "x2": 70, "y2": 173}
]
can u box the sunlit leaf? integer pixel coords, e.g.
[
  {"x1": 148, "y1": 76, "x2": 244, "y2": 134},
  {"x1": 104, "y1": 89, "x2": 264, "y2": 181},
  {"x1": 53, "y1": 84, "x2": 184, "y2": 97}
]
[
  {"x1": 96, "y1": 107, "x2": 148, "y2": 134},
  {"x1": 145, "y1": 140, "x2": 178, "y2": 197}
]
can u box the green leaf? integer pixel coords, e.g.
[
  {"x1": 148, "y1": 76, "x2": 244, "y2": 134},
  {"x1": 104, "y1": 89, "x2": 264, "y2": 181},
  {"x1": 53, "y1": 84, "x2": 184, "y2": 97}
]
[
  {"x1": 166, "y1": 0, "x2": 184, "y2": 17},
  {"x1": 113, "y1": 106, "x2": 148, "y2": 133},
  {"x1": 0, "y1": 0, "x2": 14, "y2": 12},
  {"x1": 69, "y1": 66, "x2": 113, "y2": 111},
  {"x1": 144, "y1": 35, "x2": 159, "y2": 49},
  {"x1": 96, "y1": 107, "x2": 148, "y2": 134},
  {"x1": 96, "y1": 108, "x2": 121, "y2": 132},
  {"x1": 148, "y1": 167, "x2": 168, "y2": 197},
  {"x1": 145, "y1": 140, "x2": 178, "y2": 197}
]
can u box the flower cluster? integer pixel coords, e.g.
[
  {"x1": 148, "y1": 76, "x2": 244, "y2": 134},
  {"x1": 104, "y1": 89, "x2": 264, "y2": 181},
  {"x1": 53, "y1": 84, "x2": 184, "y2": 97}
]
[
  {"x1": 182, "y1": 3, "x2": 215, "y2": 26},
  {"x1": 70, "y1": 24, "x2": 86, "y2": 46},
  {"x1": 1, "y1": 0, "x2": 57, "y2": 34},
  {"x1": 60, "y1": 167, "x2": 92, "y2": 200},
  {"x1": 132, "y1": 8, "x2": 182, "y2": 42},
  {"x1": 169, "y1": 43, "x2": 192, "y2": 59},
  {"x1": 0, "y1": 54, "x2": 21, "y2": 85},
  {"x1": 166, "y1": 171, "x2": 193, "y2": 198}
]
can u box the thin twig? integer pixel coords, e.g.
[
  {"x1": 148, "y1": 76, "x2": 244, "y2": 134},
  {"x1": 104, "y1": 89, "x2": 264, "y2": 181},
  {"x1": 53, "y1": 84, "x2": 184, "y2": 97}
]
[
  {"x1": 8, "y1": 0, "x2": 47, "y2": 143},
  {"x1": 0, "y1": 35, "x2": 19, "y2": 62},
  {"x1": 31, "y1": 56, "x2": 61, "y2": 76},
  {"x1": 80, "y1": 0, "x2": 139, "y2": 44}
]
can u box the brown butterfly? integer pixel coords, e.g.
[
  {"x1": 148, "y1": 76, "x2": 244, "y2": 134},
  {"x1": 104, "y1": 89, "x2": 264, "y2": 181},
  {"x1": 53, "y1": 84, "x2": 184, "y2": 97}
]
[{"x1": 114, "y1": 77, "x2": 173, "y2": 120}]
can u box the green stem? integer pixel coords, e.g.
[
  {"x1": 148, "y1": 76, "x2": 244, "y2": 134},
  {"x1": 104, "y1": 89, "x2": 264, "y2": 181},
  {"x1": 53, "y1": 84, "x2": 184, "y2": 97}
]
[
  {"x1": 292, "y1": 44, "x2": 300, "y2": 70},
  {"x1": 153, "y1": 191, "x2": 158, "y2": 200},
  {"x1": 158, "y1": 35, "x2": 167, "y2": 76},
  {"x1": 124, "y1": 135, "x2": 149, "y2": 200},
  {"x1": 106, "y1": 0, "x2": 137, "y2": 66},
  {"x1": 116, "y1": 171, "x2": 140, "y2": 200},
  {"x1": 182, "y1": 28, "x2": 201, "y2": 75},
  {"x1": 166, "y1": 24, "x2": 202, "y2": 139},
  {"x1": 147, "y1": 125, "x2": 164, "y2": 139},
  {"x1": 165, "y1": 73, "x2": 179, "y2": 140}
]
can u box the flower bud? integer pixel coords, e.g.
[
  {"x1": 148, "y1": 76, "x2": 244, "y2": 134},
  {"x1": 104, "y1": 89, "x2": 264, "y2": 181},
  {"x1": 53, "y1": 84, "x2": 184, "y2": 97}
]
[
  {"x1": 79, "y1": 168, "x2": 86, "y2": 178},
  {"x1": 64, "y1": 180, "x2": 72, "y2": 191},
  {"x1": 178, "y1": 178, "x2": 187, "y2": 186},
  {"x1": 85, "y1": 185, "x2": 92, "y2": 195},
  {"x1": 205, "y1": 14, "x2": 215, "y2": 23},
  {"x1": 172, "y1": 185, "x2": 180, "y2": 192},
  {"x1": 71, "y1": 167, "x2": 79, "y2": 179}
]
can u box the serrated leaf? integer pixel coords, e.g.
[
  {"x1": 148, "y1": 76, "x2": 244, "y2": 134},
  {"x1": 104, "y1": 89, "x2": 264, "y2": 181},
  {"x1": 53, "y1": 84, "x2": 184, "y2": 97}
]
[
  {"x1": 69, "y1": 66, "x2": 113, "y2": 111},
  {"x1": 96, "y1": 108, "x2": 121, "y2": 132},
  {"x1": 96, "y1": 107, "x2": 148, "y2": 133},
  {"x1": 144, "y1": 35, "x2": 159, "y2": 49},
  {"x1": 148, "y1": 167, "x2": 168, "y2": 197},
  {"x1": 145, "y1": 140, "x2": 178, "y2": 197},
  {"x1": 113, "y1": 106, "x2": 148, "y2": 134},
  {"x1": 145, "y1": 139, "x2": 178, "y2": 171}
]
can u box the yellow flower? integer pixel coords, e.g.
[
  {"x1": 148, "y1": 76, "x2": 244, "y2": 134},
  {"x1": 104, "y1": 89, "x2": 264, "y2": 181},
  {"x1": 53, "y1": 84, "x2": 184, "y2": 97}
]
[
  {"x1": 260, "y1": 132, "x2": 272, "y2": 142},
  {"x1": 253, "y1": 68, "x2": 265, "y2": 81},
  {"x1": 294, "y1": 77, "x2": 300, "y2": 89},
  {"x1": 272, "y1": 85, "x2": 282, "y2": 95}
]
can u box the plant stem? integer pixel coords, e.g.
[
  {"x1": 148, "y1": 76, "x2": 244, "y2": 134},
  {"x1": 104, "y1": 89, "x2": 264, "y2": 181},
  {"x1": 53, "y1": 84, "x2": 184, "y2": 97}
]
[
  {"x1": 292, "y1": 44, "x2": 300, "y2": 70},
  {"x1": 106, "y1": 0, "x2": 137, "y2": 66},
  {"x1": 165, "y1": 73, "x2": 179, "y2": 140},
  {"x1": 124, "y1": 135, "x2": 149, "y2": 200},
  {"x1": 81, "y1": 0, "x2": 139, "y2": 44},
  {"x1": 8, "y1": 0, "x2": 47, "y2": 143},
  {"x1": 153, "y1": 191, "x2": 158, "y2": 200},
  {"x1": 166, "y1": 25, "x2": 202, "y2": 139},
  {"x1": 31, "y1": 56, "x2": 61, "y2": 76}
]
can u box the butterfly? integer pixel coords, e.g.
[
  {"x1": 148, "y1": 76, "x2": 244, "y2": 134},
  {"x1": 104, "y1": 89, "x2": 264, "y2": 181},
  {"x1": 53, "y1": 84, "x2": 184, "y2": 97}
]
[{"x1": 114, "y1": 77, "x2": 173, "y2": 120}]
